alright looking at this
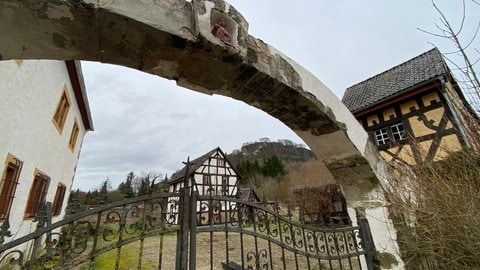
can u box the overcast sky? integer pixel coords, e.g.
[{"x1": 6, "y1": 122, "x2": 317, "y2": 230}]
[{"x1": 73, "y1": 1, "x2": 478, "y2": 191}]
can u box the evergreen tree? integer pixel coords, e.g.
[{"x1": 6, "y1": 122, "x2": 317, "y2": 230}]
[
  {"x1": 237, "y1": 159, "x2": 262, "y2": 185},
  {"x1": 85, "y1": 190, "x2": 100, "y2": 205},
  {"x1": 137, "y1": 178, "x2": 150, "y2": 196},
  {"x1": 118, "y1": 171, "x2": 135, "y2": 198},
  {"x1": 99, "y1": 179, "x2": 109, "y2": 204},
  {"x1": 137, "y1": 172, "x2": 161, "y2": 196},
  {"x1": 262, "y1": 155, "x2": 287, "y2": 178},
  {"x1": 237, "y1": 157, "x2": 287, "y2": 186}
]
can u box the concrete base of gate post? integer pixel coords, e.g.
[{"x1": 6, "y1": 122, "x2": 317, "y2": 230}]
[{"x1": 347, "y1": 189, "x2": 404, "y2": 269}]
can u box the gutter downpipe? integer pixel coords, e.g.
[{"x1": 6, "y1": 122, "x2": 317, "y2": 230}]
[{"x1": 440, "y1": 77, "x2": 472, "y2": 149}]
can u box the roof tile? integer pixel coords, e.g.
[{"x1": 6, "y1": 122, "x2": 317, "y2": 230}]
[{"x1": 342, "y1": 48, "x2": 447, "y2": 113}]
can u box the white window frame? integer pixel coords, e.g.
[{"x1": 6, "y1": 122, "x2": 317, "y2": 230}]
[
  {"x1": 391, "y1": 122, "x2": 406, "y2": 141},
  {"x1": 374, "y1": 128, "x2": 389, "y2": 145}
]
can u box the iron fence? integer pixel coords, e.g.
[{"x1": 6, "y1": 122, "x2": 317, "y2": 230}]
[{"x1": 0, "y1": 186, "x2": 379, "y2": 269}]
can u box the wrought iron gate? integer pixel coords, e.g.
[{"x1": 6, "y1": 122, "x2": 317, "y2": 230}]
[{"x1": 0, "y1": 185, "x2": 379, "y2": 269}]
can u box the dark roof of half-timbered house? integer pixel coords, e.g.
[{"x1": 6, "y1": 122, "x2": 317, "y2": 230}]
[
  {"x1": 342, "y1": 48, "x2": 449, "y2": 113},
  {"x1": 169, "y1": 150, "x2": 213, "y2": 181},
  {"x1": 238, "y1": 188, "x2": 261, "y2": 202},
  {"x1": 168, "y1": 147, "x2": 239, "y2": 183}
]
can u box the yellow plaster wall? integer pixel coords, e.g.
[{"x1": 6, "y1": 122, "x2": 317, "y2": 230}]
[
  {"x1": 380, "y1": 151, "x2": 392, "y2": 162},
  {"x1": 382, "y1": 134, "x2": 462, "y2": 165},
  {"x1": 383, "y1": 108, "x2": 396, "y2": 121},
  {"x1": 381, "y1": 145, "x2": 416, "y2": 165},
  {"x1": 434, "y1": 134, "x2": 462, "y2": 161},
  {"x1": 410, "y1": 135, "x2": 462, "y2": 162},
  {"x1": 397, "y1": 145, "x2": 416, "y2": 165},
  {"x1": 421, "y1": 91, "x2": 440, "y2": 106},
  {"x1": 418, "y1": 140, "x2": 432, "y2": 161},
  {"x1": 367, "y1": 114, "x2": 379, "y2": 127},
  {"x1": 400, "y1": 100, "x2": 419, "y2": 115},
  {"x1": 409, "y1": 107, "x2": 447, "y2": 137}
]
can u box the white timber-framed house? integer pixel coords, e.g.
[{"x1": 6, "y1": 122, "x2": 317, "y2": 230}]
[
  {"x1": 166, "y1": 147, "x2": 241, "y2": 223},
  {"x1": 168, "y1": 147, "x2": 240, "y2": 196}
]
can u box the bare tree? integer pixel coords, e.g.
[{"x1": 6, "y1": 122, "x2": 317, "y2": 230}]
[
  {"x1": 137, "y1": 171, "x2": 162, "y2": 196},
  {"x1": 258, "y1": 137, "x2": 271, "y2": 143},
  {"x1": 419, "y1": 0, "x2": 480, "y2": 112}
]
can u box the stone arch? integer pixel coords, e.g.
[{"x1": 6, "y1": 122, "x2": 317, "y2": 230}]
[
  {"x1": 0, "y1": 1, "x2": 405, "y2": 265},
  {"x1": 0, "y1": 0, "x2": 389, "y2": 190}
]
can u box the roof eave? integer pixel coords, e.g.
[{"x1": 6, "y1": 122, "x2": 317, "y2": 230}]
[
  {"x1": 66, "y1": 60, "x2": 94, "y2": 131},
  {"x1": 353, "y1": 76, "x2": 444, "y2": 118}
]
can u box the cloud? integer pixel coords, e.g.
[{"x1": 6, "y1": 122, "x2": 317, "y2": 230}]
[{"x1": 74, "y1": 62, "x2": 302, "y2": 190}]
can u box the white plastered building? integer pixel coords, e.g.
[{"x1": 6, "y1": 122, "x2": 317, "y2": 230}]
[{"x1": 0, "y1": 60, "x2": 93, "y2": 242}]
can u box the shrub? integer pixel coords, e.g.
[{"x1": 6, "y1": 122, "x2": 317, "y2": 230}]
[
  {"x1": 293, "y1": 184, "x2": 349, "y2": 226},
  {"x1": 389, "y1": 149, "x2": 480, "y2": 269}
]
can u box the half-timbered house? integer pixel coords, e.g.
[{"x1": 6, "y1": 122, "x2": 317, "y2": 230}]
[
  {"x1": 342, "y1": 48, "x2": 479, "y2": 165},
  {"x1": 166, "y1": 147, "x2": 241, "y2": 223},
  {"x1": 168, "y1": 147, "x2": 240, "y2": 196}
]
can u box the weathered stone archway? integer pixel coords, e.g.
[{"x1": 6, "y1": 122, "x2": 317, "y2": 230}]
[
  {"x1": 0, "y1": 0, "x2": 387, "y2": 185},
  {"x1": 0, "y1": 0, "x2": 400, "y2": 266}
]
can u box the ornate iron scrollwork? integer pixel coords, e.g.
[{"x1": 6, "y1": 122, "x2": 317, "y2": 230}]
[
  {"x1": 246, "y1": 249, "x2": 269, "y2": 270},
  {"x1": 0, "y1": 188, "x2": 375, "y2": 269}
]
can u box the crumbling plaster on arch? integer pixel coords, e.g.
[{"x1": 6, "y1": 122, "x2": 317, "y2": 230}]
[
  {"x1": 85, "y1": 0, "x2": 196, "y2": 40},
  {"x1": 266, "y1": 47, "x2": 393, "y2": 191}
]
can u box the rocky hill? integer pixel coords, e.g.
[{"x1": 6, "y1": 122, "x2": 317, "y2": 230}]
[{"x1": 227, "y1": 139, "x2": 315, "y2": 166}]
